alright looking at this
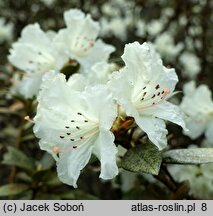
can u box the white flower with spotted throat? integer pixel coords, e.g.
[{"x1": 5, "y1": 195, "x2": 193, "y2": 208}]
[
  {"x1": 8, "y1": 23, "x2": 68, "y2": 98},
  {"x1": 108, "y1": 42, "x2": 186, "y2": 150},
  {"x1": 33, "y1": 72, "x2": 118, "y2": 187},
  {"x1": 54, "y1": 9, "x2": 115, "y2": 73}
]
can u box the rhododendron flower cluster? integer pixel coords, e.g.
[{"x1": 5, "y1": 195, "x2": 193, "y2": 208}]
[
  {"x1": 8, "y1": 8, "x2": 187, "y2": 188},
  {"x1": 8, "y1": 9, "x2": 114, "y2": 98}
]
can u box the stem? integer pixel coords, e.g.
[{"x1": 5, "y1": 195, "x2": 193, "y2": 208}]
[{"x1": 154, "y1": 165, "x2": 177, "y2": 192}]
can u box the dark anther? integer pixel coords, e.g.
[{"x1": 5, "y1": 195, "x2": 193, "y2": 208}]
[
  {"x1": 151, "y1": 94, "x2": 156, "y2": 98},
  {"x1": 71, "y1": 120, "x2": 75, "y2": 122},
  {"x1": 143, "y1": 86, "x2": 146, "y2": 90},
  {"x1": 155, "y1": 84, "x2": 160, "y2": 89},
  {"x1": 76, "y1": 126, "x2": 80, "y2": 130},
  {"x1": 143, "y1": 92, "x2": 147, "y2": 96},
  {"x1": 65, "y1": 126, "x2": 69, "y2": 128},
  {"x1": 70, "y1": 138, "x2": 75, "y2": 141},
  {"x1": 67, "y1": 133, "x2": 71, "y2": 135},
  {"x1": 77, "y1": 112, "x2": 82, "y2": 115},
  {"x1": 60, "y1": 136, "x2": 64, "y2": 139},
  {"x1": 157, "y1": 92, "x2": 161, "y2": 96},
  {"x1": 84, "y1": 120, "x2": 88, "y2": 122}
]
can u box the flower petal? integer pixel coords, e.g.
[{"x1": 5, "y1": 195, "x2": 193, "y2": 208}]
[
  {"x1": 143, "y1": 101, "x2": 187, "y2": 130},
  {"x1": 122, "y1": 42, "x2": 178, "y2": 93},
  {"x1": 57, "y1": 139, "x2": 95, "y2": 188},
  {"x1": 18, "y1": 72, "x2": 43, "y2": 98},
  {"x1": 80, "y1": 39, "x2": 115, "y2": 74},
  {"x1": 93, "y1": 130, "x2": 118, "y2": 179},
  {"x1": 8, "y1": 23, "x2": 56, "y2": 73},
  {"x1": 205, "y1": 121, "x2": 213, "y2": 144},
  {"x1": 183, "y1": 118, "x2": 206, "y2": 139},
  {"x1": 64, "y1": 9, "x2": 99, "y2": 39},
  {"x1": 82, "y1": 85, "x2": 117, "y2": 130},
  {"x1": 135, "y1": 116, "x2": 168, "y2": 150}
]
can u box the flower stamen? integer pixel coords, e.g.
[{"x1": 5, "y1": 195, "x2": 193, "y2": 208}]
[
  {"x1": 138, "y1": 88, "x2": 170, "y2": 111},
  {"x1": 24, "y1": 115, "x2": 34, "y2": 123}
]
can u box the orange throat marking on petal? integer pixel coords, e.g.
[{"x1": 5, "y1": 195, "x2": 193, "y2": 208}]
[
  {"x1": 52, "y1": 146, "x2": 60, "y2": 153},
  {"x1": 138, "y1": 87, "x2": 171, "y2": 111}
]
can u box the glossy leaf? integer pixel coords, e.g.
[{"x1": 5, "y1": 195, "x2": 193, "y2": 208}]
[
  {"x1": 0, "y1": 184, "x2": 29, "y2": 197},
  {"x1": 2, "y1": 146, "x2": 35, "y2": 172}
]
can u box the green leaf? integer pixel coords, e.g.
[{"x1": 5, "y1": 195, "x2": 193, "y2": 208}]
[
  {"x1": 34, "y1": 192, "x2": 61, "y2": 200},
  {"x1": 121, "y1": 143, "x2": 162, "y2": 175},
  {"x1": 0, "y1": 184, "x2": 29, "y2": 197},
  {"x1": 16, "y1": 172, "x2": 32, "y2": 183},
  {"x1": 32, "y1": 170, "x2": 61, "y2": 186},
  {"x1": 46, "y1": 173, "x2": 62, "y2": 186},
  {"x1": 2, "y1": 146, "x2": 35, "y2": 172},
  {"x1": 18, "y1": 190, "x2": 33, "y2": 200},
  {"x1": 21, "y1": 134, "x2": 36, "y2": 142},
  {"x1": 32, "y1": 170, "x2": 50, "y2": 182},
  {"x1": 163, "y1": 148, "x2": 213, "y2": 164},
  {"x1": 59, "y1": 191, "x2": 98, "y2": 200}
]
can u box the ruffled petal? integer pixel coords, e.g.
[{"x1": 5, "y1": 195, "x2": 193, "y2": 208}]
[
  {"x1": 15, "y1": 23, "x2": 51, "y2": 48},
  {"x1": 135, "y1": 116, "x2": 168, "y2": 150},
  {"x1": 9, "y1": 44, "x2": 55, "y2": 73},
  {"x1": 93, "y1": 130, "x2": 118, "y2": 179},
  {"x1": 87, "y1": 62, "x2": 115, "y2": 85},
  {"x1": 108, "y1": 69, "x2": 136, "y2": 116},
  {"x1": 67, "y1": 73, "x2": 88, "y2": 91},
  {"x1": 80, "y1": 39, "x2": 115, "y2": 74},
  {"x1": 18, "y1": 72, "x2": 43, "y2": 98},
  {"x1": 82, "y1": 85, "x2": 117, "y2": 130},
  {"x1": 8, "y1": 23, "x2": 57, "y2": 73},
  {"x1": 53, "y1": 9, "x2": 102, "y2": 72},
  {"x1": 57, "y1": 138, "x2": 95, "y2": 188},
  {"x1": 143, "y1": 101, "x2": 187, "y2": 130},
  {"x1": 64, "y1": 9, "x2": 99, "y2": 39},
  {"x1": 38, "y1": 72, "x2": 84, "y2": 113}
]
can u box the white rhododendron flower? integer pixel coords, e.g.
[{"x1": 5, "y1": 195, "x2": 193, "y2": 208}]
[
  {"x1": 0, "y1": 17, "x2": 13, "y2": 43},
  {"x1": 8, "y1": 23, "x2": 68, "y2": 98},
  {"x1": 100, "y1": 16, "x2": 131, "y2": 41},
  {"x1": 54, "y1": 9, "x2": 115, "y2": 73},
  {"x1": 154, "y1": 32, "x2": 183, "y2": 60},
  {"x1": 108, "y1": 42, "x2": 186, "y2": 150},
  {"x1": 33, "y1": 72, "x2": 118, "y2": 187},
  {"x1": 168, "y1": 163, "x2": 213, "y2": 199},
  {"x1": 67, "y1": 61, "x2": 118, "y2": 91},
  {"x1": 179, "y1": 52, "x2": 201, "y2": 79},
  {"x1": 146, "y1": 20, "x2": 164, "y2": 36},
  {"x1": 180, "y1": 81, "x2": 213, "y2": 143},
  {"x1": 8, "y1": 9, "x2": 115, "y2": 99},
  {"x1": 40, "y1": 0, "x2": 55, "y2": 7}
]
